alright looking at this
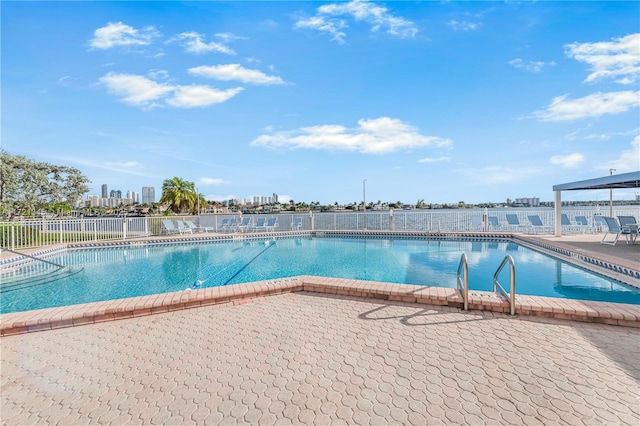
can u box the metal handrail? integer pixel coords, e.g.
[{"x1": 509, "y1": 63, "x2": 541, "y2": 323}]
[
  {"x1": 457, "y1": 253, "x2": 469, "y2": 311},
  {"x1": 493, "y1": 255, "x2": 516, "y2": 315}
]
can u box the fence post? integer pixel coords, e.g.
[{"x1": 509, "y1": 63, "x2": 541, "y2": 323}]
[
  {"x1": 11, "y1": 225, "x2": 15, "y2": 250},
  {"x1": 94, "y1": 220, "x2": 98, "y2": 241},
  {"x1": 123, "y1": 218, "x2": 128, "y2": 240},
  {"x1": 309, "y1": 211, "x2": 314, "y2": 231},
  {"x1": 389, "y1": 209, "x2": 394, "y2": 231},
  {"x1": 483, "y1": 207, "x2": 488, "y2": 232}
]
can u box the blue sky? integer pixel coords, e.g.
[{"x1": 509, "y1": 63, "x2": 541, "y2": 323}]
[{"x1": 2, "y1": 1, "x2": 639, "y2": 205}]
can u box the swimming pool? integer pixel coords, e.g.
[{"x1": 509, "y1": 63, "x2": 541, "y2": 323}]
[{"x1": 2, "y1": 236, "x2": 639, "y2": 314}]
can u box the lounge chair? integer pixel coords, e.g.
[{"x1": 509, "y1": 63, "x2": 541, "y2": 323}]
[
  {"x1": 227, "y1": 218, "x2": 239, "y2": 232},
  {"x1": 471, "y1": 216, "x2": 483, "y2": 231},
  {"x1": 561, "y1": 214, "x2": 583, "y2": 234},
  {"x1": 175, "y1": 220, "x2": 193, "y2": 234},
  {"x1": 527, "y1": 215, "x2": 552, "y2": 234},
  {"x1": 217, "y1": 218, "x2": 230, "y2": 232},
  {"x1": 488, "y1": 216, "x2": 500, "y2": 230},
  {"x1": 185, "y1": 220, "x2": 214, "y2": 233},
  {"x1": 237, "y1": 217, "x2": 252, "y2": 232},
  {"x1": 161, "y1": 219, "x2": 180, "y2": 235},
  {"x1": 292, "y1": 217, "x2": 303, "y2": 230},
  {"x1": 618, "y1": 216, "x2": 639, "y2": 244},
  {"x1": 505, "y1": 214, "x2": 527, "y2": 232},
  {"x1": 574, "y1": 215, "x2": 592, "y2": 233},
  {"x1": 251, "y1": 217, "x2": 266, "y2": 232},
  {"x1": 600, "y1": 216, "x2": 635, "y2": 245},
  {"x1": 265, "y1": 217, "x2": 278, "y2": 231},
  {"x1": 594, "y1": 216, "x2": 606, "y2": 233}
]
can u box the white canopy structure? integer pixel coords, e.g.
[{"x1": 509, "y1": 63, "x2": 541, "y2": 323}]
[{"x1": 552, "y1": 171, "x2": 640, "y2": 236}]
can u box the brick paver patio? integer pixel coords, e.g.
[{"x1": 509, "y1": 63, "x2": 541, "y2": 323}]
[{"x1": 2, "y1": 292, "x2": 639, "y2": 425}]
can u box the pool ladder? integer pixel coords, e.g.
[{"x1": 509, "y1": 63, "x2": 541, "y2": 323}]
[{"x1": 457, "y1": 254, "x2": 516, "y2": 315}]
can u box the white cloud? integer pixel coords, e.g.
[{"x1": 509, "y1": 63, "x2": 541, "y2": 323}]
[
  {"x1": 447, "y1": 20, "x2": 479, "y2": 31},
  {"x1": 549, "y1": 153, "x2": 584, "y2": 168},
  {"x1": 597, "y1": 136, "x2": 640, "y2": 173},
  {"x1": 99, "y1": 72, "x2": 174, "y2": 108},
  {"x1": 189, "y1": 64, "x2": 285, "y2": 85},
  {"x1": 509, "y1": 58, "x2": 556, "y2": 73},
  {"x1": 214, "y1": 32, "x2": 248, "y2": 43},
  {"x1": 418, "y1": 157, "x2": 451, "y2": 163},
  {"x1": 166, "y1": 85, "x2": 243, "y2": 108},
  {"x1": 105, "y1": 161, "x2": 143, "y2": 168},
  {"x1": 89, "y1": 22, "x2": 160, "y2": 50},
  {"x1": 197, "y1": 177, "x2": 228, "y2": 185},
  {"x1": 294, "y1": 16, "x2": 348, "y2": 44},
  {"x1": 252, "y1": 117, "x2": 452, "y2": 154},
  {"x1": 57, "y1": 76, "x2": 72, "y2": 87},
  {"x1": 174, "y1": 31, "x2": 236, "y2": 55},
  {"x1": 99, "y1": 72, "x2": 243, "y2": 109},
  {"x1": 294, "y1": 0, "x2": 417, "y2": 43},
  {"x1": 531, "y1": 91, "x2": 640, "y2": 121},
  {"x1": 147, "y1": 69, "x2": 170, "y2": 81},
  {"x1": 565, "y1": 33, "x2": 640, "y2": 85}
]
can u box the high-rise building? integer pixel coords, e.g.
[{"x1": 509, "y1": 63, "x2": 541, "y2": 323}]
[
  {"x1": 142, "y1": 187, "x2": 155, "y2": 204},
  {"x1": 110, "y1": 190, "x2": 122, "y2": 199},
  {"x1": 101, "y1": 184, "x2": 108, "y2": 199},
  {"x1": 126, "y1": 190, "x2": 139, "y2": 203}
]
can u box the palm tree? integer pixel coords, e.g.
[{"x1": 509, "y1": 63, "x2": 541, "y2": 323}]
[{"x1": 160, "y1": 177, "x2": 197, "y2": 214}]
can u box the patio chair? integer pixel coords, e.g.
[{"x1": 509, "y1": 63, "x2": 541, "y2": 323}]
[
  {"x1": 600, "y1": 216, "x2": 635, "y2": 245},
  {"x1": 237, "y1": 217, "x2": 252, "y2": 232},
  {"x1": 574, "y1": 216, "x2": 592, "y2": 233},
  {"x1": 618, "y1": 216, "x2": 639, "y2": 244},
  {"x1": 505, "y1": 214, "x2": 527, "y2": 232},
  {"x1": 471, "y1": 216, "x2": 483, "y2": 231},
  {"x1": 227, "y1": 218, "x2": 239, "y2": 232},
  {"x1": 251, "y1": 217, "x2": 266, "y2": 232},
  {"x1": 527, "y1": 215, "x2": 552, "y2": 234},
  {"x1": 594, "y1": 216, "x2": 606, "y2": 233},
  {"x1": 175, "y1": 220, "x2": 193, "y2": 234},
  {"x1": 185, "y1": 220, "x2": 214, "y2": 233},
  {"x1": 488, "y1": 216, "x2": 501, "y2": 230},
  {"x1": 217, "y1": 218, "x2": 230, "y2": 232},
  {"x1": 161, "y1": 219, "x2": 180, "y2": 235},
  {"x1": 292, "y1": 217, "x2": 303, "y2": 230},
  {"x1": 561, "y1": 214, "x2": 584, "y2": 234},
  {"x1": 265, "y1": 217, "x2": 279, "y2": 231}
]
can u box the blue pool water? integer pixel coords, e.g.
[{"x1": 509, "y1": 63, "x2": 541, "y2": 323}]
[{"x1": 2, "y1": 237, "x2": 639, "y2": 314}]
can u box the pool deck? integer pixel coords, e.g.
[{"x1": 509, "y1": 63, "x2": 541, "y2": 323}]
[{"x1": 1, "y1": 231, "x2": 639, "y2": 424}]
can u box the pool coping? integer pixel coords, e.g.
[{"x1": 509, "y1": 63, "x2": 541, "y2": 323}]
[
  {"x1": 2, "y1": 231, "x2": 640, "y2": 335},
  {"x1": 2, "y1": 275, "x2": 639, "y2": 336}
]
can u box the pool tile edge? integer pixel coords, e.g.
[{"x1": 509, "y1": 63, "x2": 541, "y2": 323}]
[{"x1": 2, "y1": 276, "x2": 640, "y2": 336}]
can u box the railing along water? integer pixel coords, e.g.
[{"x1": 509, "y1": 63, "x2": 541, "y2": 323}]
[
  {"x1": 2, "y1": 208, "x2": 637, "y2": 249},
  {"x1": 493, "y1": 255, "x2": 516, "y2": 316},
  {"x1": 457, "y1": 254, "x2": 469, "y2": 311}
]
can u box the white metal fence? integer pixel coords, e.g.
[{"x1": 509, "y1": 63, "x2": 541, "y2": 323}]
[{"x1": 1, "y1": 209, "x2": 637, "y2": 250}]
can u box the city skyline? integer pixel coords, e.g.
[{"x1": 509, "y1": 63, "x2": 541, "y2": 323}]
[{"x1": 2, "y1": 1, "x2": 639, "y2": 205}]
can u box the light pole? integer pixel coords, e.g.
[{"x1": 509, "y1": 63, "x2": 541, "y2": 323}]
[
  {"x1": 609, "y1": 168, "x2": 615, "y2": 216},
  {"x1": 362, "y1": 179, "x2": 367, "y2": 230},
  {"x1": 196, "y1": 186, "x2": 200, "y2": 216}
]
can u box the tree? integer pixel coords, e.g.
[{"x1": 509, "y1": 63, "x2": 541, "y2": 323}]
[
  {"x1": 160, "y1": 177, "x2": 197, "y2": 214},
  {"x1": 0, "y1": 150, "x2": 90, "y2": 219}
]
